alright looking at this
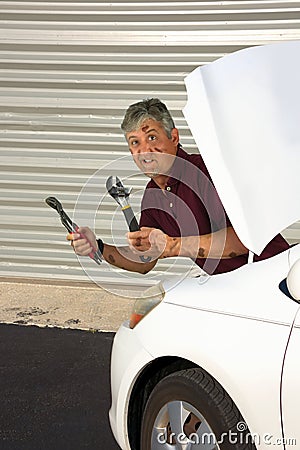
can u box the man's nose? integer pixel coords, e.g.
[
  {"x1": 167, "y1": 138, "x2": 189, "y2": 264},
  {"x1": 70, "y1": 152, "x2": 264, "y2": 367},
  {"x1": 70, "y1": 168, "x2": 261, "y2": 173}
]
[{"x1": 144, "y1": 140, "x2": 156, "y2": 153}]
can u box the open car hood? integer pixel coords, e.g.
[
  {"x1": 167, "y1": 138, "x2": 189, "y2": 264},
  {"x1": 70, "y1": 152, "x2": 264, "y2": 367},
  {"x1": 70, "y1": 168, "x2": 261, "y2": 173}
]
[{"x1": 183, "y1": 41, "x2": 300, "y2": 255}]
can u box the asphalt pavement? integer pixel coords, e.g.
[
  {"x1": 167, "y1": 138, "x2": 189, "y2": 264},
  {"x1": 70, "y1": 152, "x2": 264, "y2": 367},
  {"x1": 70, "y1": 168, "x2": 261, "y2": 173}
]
[{"x1": 0, "y1": 323, "x2": 121, "y2": 450}]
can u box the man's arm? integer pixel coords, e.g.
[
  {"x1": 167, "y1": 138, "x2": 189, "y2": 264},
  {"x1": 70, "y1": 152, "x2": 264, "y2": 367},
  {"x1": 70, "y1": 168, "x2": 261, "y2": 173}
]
[
  {"x1": 127, "y1": 226, "x2": 248, "y2": 260},
  {"x1": 69, "y1": 227, "x2": 157, "y2": 274}
]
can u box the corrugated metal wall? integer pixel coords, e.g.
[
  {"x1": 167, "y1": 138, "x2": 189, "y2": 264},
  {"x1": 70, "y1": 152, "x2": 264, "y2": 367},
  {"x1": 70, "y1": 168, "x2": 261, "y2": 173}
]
[{"x1": 1, "y1": 1, "x2": 300, "y2": 290}]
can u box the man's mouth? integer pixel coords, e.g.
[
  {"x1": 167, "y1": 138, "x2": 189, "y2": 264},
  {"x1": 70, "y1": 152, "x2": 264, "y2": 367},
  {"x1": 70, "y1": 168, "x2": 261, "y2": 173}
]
[
  {"x1": 138, "y1": 157, "x2": 159, "y2": 176},
  {"x1": 142, "y1": 158, "x2": 155, "y2": 164},
  {"x1": 138, "y1": 155, "x2": 157, "y2": 165}
]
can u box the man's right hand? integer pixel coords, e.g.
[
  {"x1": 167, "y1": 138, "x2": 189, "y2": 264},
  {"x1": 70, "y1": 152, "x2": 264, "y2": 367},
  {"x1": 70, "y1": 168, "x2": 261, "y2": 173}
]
[
  {"x1": 67, "y1": 226, "x2": 98, "y2": 256},
  {"x1": 67, "y1": 226, "x2": 157, "y2": 274}
]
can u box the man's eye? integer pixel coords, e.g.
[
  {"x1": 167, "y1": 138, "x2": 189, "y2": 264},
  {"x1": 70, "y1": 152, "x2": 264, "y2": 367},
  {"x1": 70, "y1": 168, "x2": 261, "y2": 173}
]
[
  {"x1": 131, "y1": 140, "x2": 138, "y2": 146},
  {"x1": 149, "y1": 135, "x2": 156, "y2": 141}
]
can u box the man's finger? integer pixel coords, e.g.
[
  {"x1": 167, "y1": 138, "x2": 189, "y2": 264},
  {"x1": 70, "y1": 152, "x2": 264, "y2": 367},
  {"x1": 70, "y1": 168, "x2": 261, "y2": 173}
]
[
  {"x1": 134, "y1": 237, "x2": 142, "y2": 247},
  {"x1": 66, "y1": 232, "x2": 80, "y2": 241},
  {"x1": 127, "y1": 231, "x2": 142, "y2": 239},
  {"x1": 127, "y1": 227, "x2": 153, "y2": 240}
]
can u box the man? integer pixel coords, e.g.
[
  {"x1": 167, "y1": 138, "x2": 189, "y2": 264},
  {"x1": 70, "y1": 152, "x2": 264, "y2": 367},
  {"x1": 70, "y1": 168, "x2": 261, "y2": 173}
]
[{"x1": 69, "y1": 98, "x2": 289, "y2": 275}]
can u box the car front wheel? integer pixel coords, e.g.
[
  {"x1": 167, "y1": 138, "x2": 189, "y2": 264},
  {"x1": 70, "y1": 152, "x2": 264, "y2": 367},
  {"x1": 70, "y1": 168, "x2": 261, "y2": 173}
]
[{"x1": 140, "y1": 367, "x2": 256, "y2": 450}]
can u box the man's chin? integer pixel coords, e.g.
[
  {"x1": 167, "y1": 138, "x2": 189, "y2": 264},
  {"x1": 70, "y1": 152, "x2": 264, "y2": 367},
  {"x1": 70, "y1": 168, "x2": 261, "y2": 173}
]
[
  {"x1": 144, "y1": 171, "x2": 158, "y2": 178},
  {"x1": 140, "y1": 167, "x2": 159, "y2": 177}
]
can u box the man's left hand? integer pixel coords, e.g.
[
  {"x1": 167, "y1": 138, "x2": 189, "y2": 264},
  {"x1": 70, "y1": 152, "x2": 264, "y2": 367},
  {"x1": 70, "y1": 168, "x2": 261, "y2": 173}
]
[{"x1": 127, "y1": 227, "x2": 169, "y2": 259}]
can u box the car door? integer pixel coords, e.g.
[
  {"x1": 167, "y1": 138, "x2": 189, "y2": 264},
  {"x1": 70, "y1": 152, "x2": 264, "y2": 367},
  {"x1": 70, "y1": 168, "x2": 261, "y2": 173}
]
[{"x1": 281, "y1": 305, "x2": 300, "y2": 449}]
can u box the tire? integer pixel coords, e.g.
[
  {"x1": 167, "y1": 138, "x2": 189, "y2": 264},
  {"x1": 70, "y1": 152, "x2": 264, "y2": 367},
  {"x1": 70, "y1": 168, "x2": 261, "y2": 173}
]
[{"x1": 140, "y1": 368, "x2": 256, "y2": 450}]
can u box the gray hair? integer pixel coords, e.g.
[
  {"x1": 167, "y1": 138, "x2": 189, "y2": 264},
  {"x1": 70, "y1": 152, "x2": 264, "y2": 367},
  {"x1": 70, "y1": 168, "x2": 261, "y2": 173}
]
[{"x1": 121, "y1": 98, "x2": 175, "y2": 139}]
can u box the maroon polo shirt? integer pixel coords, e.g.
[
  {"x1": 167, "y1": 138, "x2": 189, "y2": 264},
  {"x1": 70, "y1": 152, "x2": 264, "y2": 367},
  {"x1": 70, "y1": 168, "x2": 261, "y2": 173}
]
[{"x1": 139, "y1": 146, "x2": 290, "y2": 275}]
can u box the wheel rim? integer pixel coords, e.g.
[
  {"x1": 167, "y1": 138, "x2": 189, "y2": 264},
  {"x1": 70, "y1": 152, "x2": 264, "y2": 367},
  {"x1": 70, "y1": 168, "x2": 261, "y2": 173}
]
[{"x1": 151, "y1": 400, "x2": 220, "y2": 450}]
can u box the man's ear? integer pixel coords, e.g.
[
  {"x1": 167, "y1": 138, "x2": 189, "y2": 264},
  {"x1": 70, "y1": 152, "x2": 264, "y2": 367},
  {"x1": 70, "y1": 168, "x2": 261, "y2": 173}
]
[{"x1": 171, "y1": 128, "x2": 179, "y2": 145}]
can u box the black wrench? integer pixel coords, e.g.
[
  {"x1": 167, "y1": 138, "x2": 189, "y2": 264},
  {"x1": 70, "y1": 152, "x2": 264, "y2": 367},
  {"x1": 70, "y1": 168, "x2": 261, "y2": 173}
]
[{"x1": 45, "y1": 196, "x2": 102, "y2": 265}]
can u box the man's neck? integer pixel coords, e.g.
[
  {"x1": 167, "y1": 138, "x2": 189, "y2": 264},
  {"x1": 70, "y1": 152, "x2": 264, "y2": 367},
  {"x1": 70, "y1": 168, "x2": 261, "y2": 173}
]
[{"x1": 151, "y1": 174, "x2": 169, "y2": 190}]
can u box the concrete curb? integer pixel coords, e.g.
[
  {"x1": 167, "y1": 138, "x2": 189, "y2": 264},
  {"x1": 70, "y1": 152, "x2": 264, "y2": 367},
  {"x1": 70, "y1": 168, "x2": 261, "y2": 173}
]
[{"x1": 0, "y1": 279, "x2": 136, "y2": 332}]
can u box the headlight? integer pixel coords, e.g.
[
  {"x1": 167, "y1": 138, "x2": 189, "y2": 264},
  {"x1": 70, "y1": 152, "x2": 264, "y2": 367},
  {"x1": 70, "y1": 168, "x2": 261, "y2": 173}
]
[{"x1": 129, "y1": 282, "x2": 165, "y2": 329}]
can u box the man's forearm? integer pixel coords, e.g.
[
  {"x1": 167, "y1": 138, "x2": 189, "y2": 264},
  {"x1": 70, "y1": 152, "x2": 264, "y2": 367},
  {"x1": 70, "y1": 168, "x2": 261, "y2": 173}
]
[
  {"x1": 162, "y1": 227, "x2": 248, "y2": 260},
  {"x1": 102, "y1": 243, "x2": 157, "y2": 274}
]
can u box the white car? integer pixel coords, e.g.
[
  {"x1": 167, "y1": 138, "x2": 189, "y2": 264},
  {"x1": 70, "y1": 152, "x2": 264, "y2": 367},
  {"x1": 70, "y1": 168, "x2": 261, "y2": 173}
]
[
  {"x1": 109, "y1": 244, "x2": 300, "y2": 450},
  {"x1": 109, "y1": 42, "x2": 300, "y2": 450}
]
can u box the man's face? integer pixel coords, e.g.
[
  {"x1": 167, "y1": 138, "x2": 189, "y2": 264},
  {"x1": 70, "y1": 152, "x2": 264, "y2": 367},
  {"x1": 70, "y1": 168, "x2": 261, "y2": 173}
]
[{"x1": 126, "y1": 119, "x2": 179, "y2": 179}]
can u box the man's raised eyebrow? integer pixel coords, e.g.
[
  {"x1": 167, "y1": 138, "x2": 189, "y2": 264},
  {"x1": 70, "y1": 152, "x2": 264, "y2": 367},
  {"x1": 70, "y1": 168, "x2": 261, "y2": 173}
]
[
  {"x1": 127, "y1": 133, "x2": 138, "y2": 141},
  {"x1": 145, "y1": 128, "x2": 158, "y2": 134}
]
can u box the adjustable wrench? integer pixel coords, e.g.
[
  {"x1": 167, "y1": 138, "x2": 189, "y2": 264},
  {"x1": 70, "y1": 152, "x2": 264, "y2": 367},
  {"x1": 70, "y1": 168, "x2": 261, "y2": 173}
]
[
  {"x1": 106, "y1": 177, "x2": 152, "y2": 263},
  {"x1": 45, "y1": 196, "x2": 102, "y2": 265},
  {"x1": 106, "y1": 176, "x2": 139, "y2": 232}
]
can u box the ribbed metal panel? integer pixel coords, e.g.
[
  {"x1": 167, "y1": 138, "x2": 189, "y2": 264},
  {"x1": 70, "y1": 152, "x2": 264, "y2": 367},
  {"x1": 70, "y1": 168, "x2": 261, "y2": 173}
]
[{"x1": 1, "y1": 1, "x2": 299, "y2": 288}]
